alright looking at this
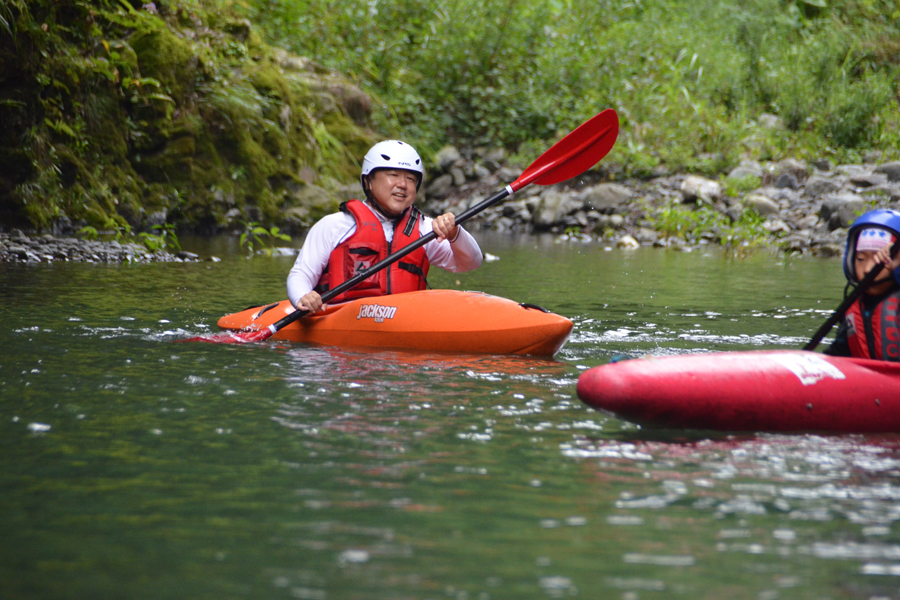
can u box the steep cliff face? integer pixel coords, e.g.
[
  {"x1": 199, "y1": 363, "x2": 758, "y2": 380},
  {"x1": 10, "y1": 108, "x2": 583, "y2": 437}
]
[{"x1": 0, "y1": 0, "x2": 374, "y2": 234}]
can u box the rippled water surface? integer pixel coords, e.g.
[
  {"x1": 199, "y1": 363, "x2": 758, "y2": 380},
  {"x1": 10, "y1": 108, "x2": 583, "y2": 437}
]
[{"x1": 3, "y1": 232, "x2": 899, "y2": 599}]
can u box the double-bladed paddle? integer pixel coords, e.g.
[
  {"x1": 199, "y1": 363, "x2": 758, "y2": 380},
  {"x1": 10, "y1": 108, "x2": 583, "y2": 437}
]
[
  {"x1": 804, "y1": 239, "x2": 900, "y2": 351},
  {"x1": 186, "y1": 108, "x2": 619, "y2": 344}
]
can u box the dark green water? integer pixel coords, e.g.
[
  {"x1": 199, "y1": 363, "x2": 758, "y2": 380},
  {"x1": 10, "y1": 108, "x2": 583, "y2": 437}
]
[{"x1": 3, "y1": 232, "x2": 900, "y2": 600}]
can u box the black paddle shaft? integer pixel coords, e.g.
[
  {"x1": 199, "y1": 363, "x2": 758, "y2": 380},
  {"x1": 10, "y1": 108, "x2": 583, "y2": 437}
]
[
  {"x1": 804, "y1": 240, "x2": 900, "y2": 351},
  {"x1": 270, "y1": 187, "x2": 512, "y2": 331}
]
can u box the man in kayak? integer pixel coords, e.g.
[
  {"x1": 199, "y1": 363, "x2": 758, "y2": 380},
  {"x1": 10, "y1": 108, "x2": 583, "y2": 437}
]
[
  {"x1": 826, "y1": 209, "x2": 900, "y2": 360},
  {"x1": 287, "y1": 140, "x2": 483, "y2": 313}
]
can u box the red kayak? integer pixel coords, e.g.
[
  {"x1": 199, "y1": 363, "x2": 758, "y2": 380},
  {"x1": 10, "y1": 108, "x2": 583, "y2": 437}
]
[
  {"x1": 217, "y1": 290, "x2": 572, "y2": 356},
  {"x1": 576, "y1": 350, "x2": 900, "y2": 433}
]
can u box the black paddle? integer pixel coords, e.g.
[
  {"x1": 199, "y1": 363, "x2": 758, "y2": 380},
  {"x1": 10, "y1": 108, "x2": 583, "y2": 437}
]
[
  {"x1": 804, "y1": 240, "x2": 900, "y2": 351},
  {"x1": 186, "y1": 108, "x2": 620, "y2": 344}
]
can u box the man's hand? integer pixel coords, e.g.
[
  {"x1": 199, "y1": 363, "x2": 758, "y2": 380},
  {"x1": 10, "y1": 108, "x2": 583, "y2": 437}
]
[
  {"x1": 298, "y1": 291, "x2": 325, "y2": 313},
  {"x1": 432, "y1": 212, "x2": 459, "y2": 241}
]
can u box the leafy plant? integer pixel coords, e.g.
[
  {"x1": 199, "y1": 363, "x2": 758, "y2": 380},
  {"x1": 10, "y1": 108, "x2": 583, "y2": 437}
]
[
  {"x1": 78, "y1": 226, "x2": 100, "y2": 240},
  {"x1": 239, "y1": 221, "x2": 292, "y2": 256},
  {"x1": 723, "y1": 175, "x2": 762, "y2": 197},
  {"x1": 649, "y1": 199, "x2": 769, "y2": 252},
  {"x1": 139, "y1": 223, "x2": 181, "y2": 253}
]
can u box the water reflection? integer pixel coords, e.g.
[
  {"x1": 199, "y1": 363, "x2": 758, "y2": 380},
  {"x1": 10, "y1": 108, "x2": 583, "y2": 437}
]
[{"x1": 6, "y1": 240, "x2": 900, "y2": 599}]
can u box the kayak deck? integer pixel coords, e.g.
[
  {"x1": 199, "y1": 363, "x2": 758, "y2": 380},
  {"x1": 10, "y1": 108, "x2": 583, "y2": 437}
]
[
  {"x1": 576, "y1": 350, "x2": 900, "y2": 433},
  {"x1": 217, "y1": 289, "x2": 573, "y2": 356}
]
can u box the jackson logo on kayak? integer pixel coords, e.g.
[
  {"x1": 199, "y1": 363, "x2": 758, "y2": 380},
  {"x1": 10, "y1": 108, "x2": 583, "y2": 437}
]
[{"x1": 356, "y1": 303, "x2": 398, "y2": 323}]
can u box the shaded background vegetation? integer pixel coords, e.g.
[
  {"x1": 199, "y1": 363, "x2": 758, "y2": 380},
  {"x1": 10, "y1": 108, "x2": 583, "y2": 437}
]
[
  {"x1": 1, "y1": 0, "x2": 898, "y2": 233},
  {"x1": 253, "y1": 0, "x2": 900, "y2": 170}
]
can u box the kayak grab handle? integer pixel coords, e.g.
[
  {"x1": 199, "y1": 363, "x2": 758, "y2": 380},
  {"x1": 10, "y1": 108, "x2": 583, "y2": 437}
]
[
  {"x1": 253, "y1": 302, "x2": 280, "y2": 320},
  {"x1": 519, "y1": 303, "x2": 551, "y2": 313}
]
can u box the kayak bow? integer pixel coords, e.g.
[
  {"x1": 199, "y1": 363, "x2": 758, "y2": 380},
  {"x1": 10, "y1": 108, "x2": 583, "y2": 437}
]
[{"x1": 577, "y1": 350, "x2": 900, "y2": 433}]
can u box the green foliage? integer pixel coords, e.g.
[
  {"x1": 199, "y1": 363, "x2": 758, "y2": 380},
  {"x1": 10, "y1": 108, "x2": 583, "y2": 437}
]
[
  {"x1": 5, "y1": 0, "x2": 900, "y2": 235},
  {"x1": 724, "y1": 175, "x2": 762, "y2": 197},
  {"x1": 0, "y1": 0, "x2": 371, "y2": 232},
  {"x1": 249, "y1": 0, "x2": 900, "y2": 171},
  {"x1": 139, "y1": 223, "x2": 181, "y2": 253},
  {"x1": 239, "y1": 221, "x2": 292, "y2": 256},
  {"x1": 649, "y1": 200, "x2": 769, "y2": 252},
  {"x1": 78, "y1": 226, "x2": 100, "y2": 241}
]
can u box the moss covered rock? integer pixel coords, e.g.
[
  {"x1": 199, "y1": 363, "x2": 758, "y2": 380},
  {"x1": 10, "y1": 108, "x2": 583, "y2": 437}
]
[{"x1": 0, "y1": 0, "x2": 375, "y2": 235}]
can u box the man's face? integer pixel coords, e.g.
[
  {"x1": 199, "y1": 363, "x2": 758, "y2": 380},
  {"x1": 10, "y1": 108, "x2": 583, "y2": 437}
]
[{"x1": 366, "y1": 169, "x2": 418, "y2": 217}]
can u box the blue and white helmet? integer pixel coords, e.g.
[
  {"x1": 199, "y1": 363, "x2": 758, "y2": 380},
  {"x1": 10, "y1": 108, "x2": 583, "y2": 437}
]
[
  {"x1": 843, "y1": 209, "x2": 900, "y2": 283},
  {"x1": 360, "y1": 140, "x2": 424, "y2": 193}
]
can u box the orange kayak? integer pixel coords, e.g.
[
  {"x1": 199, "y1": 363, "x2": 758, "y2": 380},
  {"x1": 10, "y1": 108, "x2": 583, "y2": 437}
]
[{"x1": 216, "y1": 290, "x2": 573, "y2": 356}]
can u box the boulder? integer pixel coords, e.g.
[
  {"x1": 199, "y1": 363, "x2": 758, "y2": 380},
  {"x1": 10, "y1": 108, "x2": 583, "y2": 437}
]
[
  {"x1": 850, "y1": 173, "x2": 888, "y2": 188},
  {"x1": 874, "y1": 161, "x2": 900, "y2": 182},
  {"x1": 813, "y1": 158, "x2": 833, "y2": 172},
  {"x1": 616, "y1": 235, "x2": 640, "y2": 249},
  {"x1": 803, "y1": 176, "x2": 840, "y2": 197},
  {"x1": 774, "y1": 158, "x2": 809, "y2": 183},
  {"x1": 773, "y1": 172, "x2": 799, "y2": 190},
  {"x1": 434, "y1": 146, "x2": 462, "y2": 172},
  {"x1": 743, "y1": 194, "x2": 780, "y2": 217},
  {"x1": 533, "y1": 190, "x2": 580, "y2": 228},
  {"x1": 835, "y1": 164, "x2": 868, "y2": 178},
  {"x1": 580, "y1": 183, "x2": 634, "y2": 214},
  {"x1": 450, "y1": 167, "x2": 466, "y2": 187},
  {"x1": 727, "y1": 164, "x2": 763, "y2": 180},
  {"x1": 425, "y1": 173, "x2": 454, "y2": 199},
  {"x1": 819, "y1": 193, "x2": 865, "y2": 230},
  {"x1": 680, "y1": 175, "x2": 722, "y2": 203}
]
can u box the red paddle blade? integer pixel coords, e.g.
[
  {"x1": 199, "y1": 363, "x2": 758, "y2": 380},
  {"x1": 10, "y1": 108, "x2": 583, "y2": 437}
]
[
  {"x1": 180, "y1": 328, "x2": 274, "y2": 344},
  {"x1": 513, "y1": 109, "x2": 619, "y2": 191}
]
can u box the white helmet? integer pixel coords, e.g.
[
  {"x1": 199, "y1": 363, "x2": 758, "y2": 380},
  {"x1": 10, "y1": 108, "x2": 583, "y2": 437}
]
[{"x1": 360, "y1": 140, "x2": 423, "y2": 192}]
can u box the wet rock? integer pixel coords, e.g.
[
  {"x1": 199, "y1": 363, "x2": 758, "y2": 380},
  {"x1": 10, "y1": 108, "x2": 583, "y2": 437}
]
[
  {"x1": 479, "y1": 148, "x2": 505, "y2": 172},
  {"x1": 836, "y1": 164, "x2": 868, "y2": 178},
  {"x1": 426, "y1": 174, "x2": 454, "y2": 199},
  {"x1": 533, "y1": 190, "x2": 579, "y2": 229},
  {"x1": 784, "y1": 230, "x2": 812, "y2": 252},
  {"x1": 850, "y1": 173, "x2": 888, "y2": 188},
  {"x1": 773, "y1": 172, "x2": 799, "y2": 189},
  {"x1": 763, "y1": 218, "x2": 791, "y2": 234},
  {"x1": 820, "y1": 193, "x2": 865, "y2": 230},
  {"x1": 813, "y1": 158, "x2": 833, "y2": 172},
  {"x1": 434, "y1": 146, "x2": 462, "y2": 172},
  {"x1": 727, "y1": 161, "x2": 763, "y2": 180},
  {"x1": 580, "y1": 183, "x2": 634, "y2": 214},
  {"x1": 146, "y1": 210, "x2": 168, "y2": 227},
  {"x1": 864, "y1": 150, "x2": 884, "y2": 164},
  {"x1": 774, "y1": 158, "x2": 809, "y2": 183},
  {"x1": 804, "y1": 176, "x2": 840, "y2": 197},
  {"x1": 874, "y1": 161, "x2": 900, "y2": 182},
  {"x1": 743, "y1": 194, "x2": 780, "y2": 217},
  {"x1": 617, "y1": 235, "x2": 640, "y2": 249},
  {"x1": 681, "y1": 175, "x2": 722, "y2": 203},
  {"x1": 634, "y1": 228, "x2": 659, "y2": 245},
  {"x1": 450, "y1": 167, "x2": 466, "y2": 187}
]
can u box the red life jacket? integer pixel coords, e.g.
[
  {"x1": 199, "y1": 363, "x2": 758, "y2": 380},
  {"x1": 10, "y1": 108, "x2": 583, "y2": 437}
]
[
  {"x1": 844, "y1": 289, "x2": 900, "y2": 361},
  {"x1": 314, "y1": 200, "x2": 429, "y2": 303}
]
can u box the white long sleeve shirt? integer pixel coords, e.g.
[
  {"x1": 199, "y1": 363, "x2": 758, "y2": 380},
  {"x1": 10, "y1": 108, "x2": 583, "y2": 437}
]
[{"x1": 287, "y1": 201, "x2": 483, "y2": 307}]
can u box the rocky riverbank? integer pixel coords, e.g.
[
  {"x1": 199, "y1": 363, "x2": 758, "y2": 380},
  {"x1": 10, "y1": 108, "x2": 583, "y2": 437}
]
[
  {"x1": 423, "y1": 149, "x2": 900, "y2": 256},
  {"x1": 0, "y1": 230, "x2": 202, "y2": 264},
  {"x1": 3, "y1": 154, "x2": 900, "y2": 263}
]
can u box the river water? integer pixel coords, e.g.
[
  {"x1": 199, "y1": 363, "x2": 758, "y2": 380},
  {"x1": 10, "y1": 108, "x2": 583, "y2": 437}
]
[{"x1": 3, "y1": 232, "x2": 900, "y2": 600}]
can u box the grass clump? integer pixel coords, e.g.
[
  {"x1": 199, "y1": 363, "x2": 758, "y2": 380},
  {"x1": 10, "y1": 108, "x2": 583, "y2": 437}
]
[{"x1": 650, "y1": 200, "x2": 770, "y2": 253}]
